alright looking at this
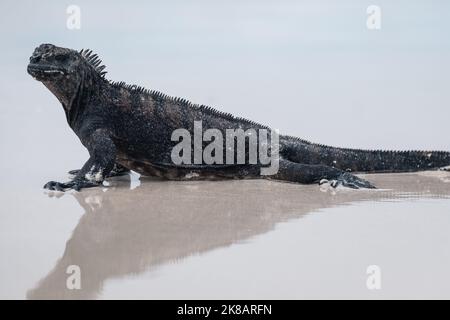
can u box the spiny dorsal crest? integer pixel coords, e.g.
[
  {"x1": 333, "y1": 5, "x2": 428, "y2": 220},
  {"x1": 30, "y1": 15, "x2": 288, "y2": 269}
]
[
  {"x1": 108, "y1": 79, "x2": 269, "y2": 128},
  {"x1": 79, "y1": 49, "x2": 107, "y2": 77}
]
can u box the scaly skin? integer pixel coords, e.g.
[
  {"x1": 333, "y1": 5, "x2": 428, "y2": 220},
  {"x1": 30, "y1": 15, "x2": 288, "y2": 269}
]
[{"x1": 27, "y1": 44, "x2": 450, "y2": 191}]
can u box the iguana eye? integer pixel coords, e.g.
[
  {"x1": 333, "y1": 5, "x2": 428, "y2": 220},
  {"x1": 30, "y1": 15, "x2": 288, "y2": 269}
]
[{"x1": 54, "y1": 54, "x2": 67, "y2": 62}]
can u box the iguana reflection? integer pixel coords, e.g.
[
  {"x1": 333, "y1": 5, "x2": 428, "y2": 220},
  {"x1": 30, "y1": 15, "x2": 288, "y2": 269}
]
[{"x1": 27, "y1": 172, "x2": 450, "y2": 299}]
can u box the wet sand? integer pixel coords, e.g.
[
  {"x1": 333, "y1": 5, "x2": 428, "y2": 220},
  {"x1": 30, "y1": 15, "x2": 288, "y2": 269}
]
[
  {"x1": 1, "y1": 0, "x2": 450, "y2": 300},
  {"x1": 7, "y1": 171, "x2": 448, "y2": 299}
]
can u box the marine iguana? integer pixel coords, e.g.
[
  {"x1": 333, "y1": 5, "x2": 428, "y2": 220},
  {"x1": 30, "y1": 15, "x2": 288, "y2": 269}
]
[{"x1": 27, "y1": 43, "x2": 450, "y2": 191}]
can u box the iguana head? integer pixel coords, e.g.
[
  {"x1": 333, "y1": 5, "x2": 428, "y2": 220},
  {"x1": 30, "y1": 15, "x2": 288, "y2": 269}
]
[
  {"x1": 27, "y1": 44, "x2": 106, "y2": 108},
  {"x1": 27, "y1": 44, "x2": 80, "y2": 81}
]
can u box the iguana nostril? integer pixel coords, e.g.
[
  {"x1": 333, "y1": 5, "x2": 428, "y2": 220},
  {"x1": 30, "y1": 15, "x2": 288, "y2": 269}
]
[{"x1": 30, "y1": 55, "x2": 41, "y2": 63}]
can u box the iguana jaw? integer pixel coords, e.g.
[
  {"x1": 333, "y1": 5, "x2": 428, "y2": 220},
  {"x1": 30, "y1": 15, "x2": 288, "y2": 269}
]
[{"x1": 27, "y1": 63, "x2": 66, "y2": 81}]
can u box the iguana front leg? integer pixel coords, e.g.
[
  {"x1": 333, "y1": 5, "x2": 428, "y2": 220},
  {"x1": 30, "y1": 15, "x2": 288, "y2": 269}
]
[
  {"x1": 68, "y1": 163, "x2": 130, "y2": 178},
  {"x1": 44, "y1": 129, "x2": 116, "y2": 192}
]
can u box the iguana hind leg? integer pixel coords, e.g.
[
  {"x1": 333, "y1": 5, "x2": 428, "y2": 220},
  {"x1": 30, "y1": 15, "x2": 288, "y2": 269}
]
[{"x1": 272, "y1": 159, "x2": 375, "y2": 189}]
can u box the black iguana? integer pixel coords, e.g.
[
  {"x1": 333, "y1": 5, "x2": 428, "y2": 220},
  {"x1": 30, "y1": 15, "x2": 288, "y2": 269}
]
[{"x1": 27, "y1": 44, "x2": 450, "y2": 191}]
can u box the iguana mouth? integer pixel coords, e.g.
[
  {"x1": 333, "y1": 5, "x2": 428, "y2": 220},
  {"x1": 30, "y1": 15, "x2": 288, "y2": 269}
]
[{"x1": 27, "y1": 63, "x2": 66, "y2": 80}]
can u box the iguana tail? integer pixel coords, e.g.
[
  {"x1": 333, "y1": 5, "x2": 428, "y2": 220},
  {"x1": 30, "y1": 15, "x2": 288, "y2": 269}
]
[{"x1": 281, "y1": 136, "x2": 450, "y2": 173}]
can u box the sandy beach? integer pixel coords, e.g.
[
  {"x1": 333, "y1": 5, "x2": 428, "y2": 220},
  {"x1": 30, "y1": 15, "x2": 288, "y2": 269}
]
[{"x1": 0, "y1": 171, "x2": 447, "y2": 299}]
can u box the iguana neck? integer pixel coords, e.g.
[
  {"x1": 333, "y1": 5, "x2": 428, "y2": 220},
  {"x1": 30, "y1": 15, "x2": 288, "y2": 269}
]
[{"x1": 44, "y1": 68, "x2": 103, "y2": 128}]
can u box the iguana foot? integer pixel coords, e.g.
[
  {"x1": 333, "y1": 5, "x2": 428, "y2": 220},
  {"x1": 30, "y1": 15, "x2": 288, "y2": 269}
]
[
  {"x1": 43, "y1": 179, "x2": 100, "y2": 192},
  {"x1": 321, "y1": 172, "x2": 376, "y2": 189}
]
